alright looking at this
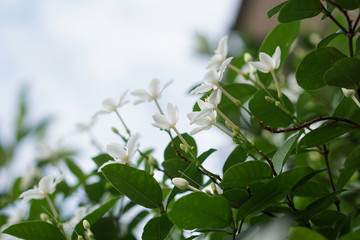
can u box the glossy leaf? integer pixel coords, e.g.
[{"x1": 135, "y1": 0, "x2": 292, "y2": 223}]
[
  {"x1": 71, "y1": 198, "x2": 119, "y2": 240},
  {"x1": 236, "y1": 167, "x2": 312, "y2": 221},
  {"x1": 221, "y1": 161, "x2": 273, "y2": 188},
  {"x1": 292, "y1": 181, "x2": 329, "y2": 197},
  {"x1": 162, "y1": 158, "x2": 202, "y2": 186},
  {"x1": 296, "y1": 47, "x2": 346, "y2": 90},
  {"x1": 249, "y1": 89, "x2": 294, "y2": 128},
  {"x1": 168, "y1": 192, "x2": 232, "y2": 230},
  {"x1": 3, "y1": 221, "x2": 66, "y2": 240},
  {"x1": 334, "y1": 0, "x2": 360, "y2": 10},
  {"x1": 273, "y1": 132, "x2": 302, "y2": 174},
  {"x1": 142, "y1": 214, "x2": 173, "y2": 240},
  {"x1": 324, "y1": 57, "x2": 360, "y2": 89},
  {"x1": 278, "y1": 0, "x2": 322, "y2": 23},
  {"x1": 267, "y1": 1, "x2": 287, "y2": 19},
  {"x1": 288, "y1": 227, "x2": 326, "y2": 240},
  {"x1": 92, "y1": 153, "x2": 112, "y2": 168},
  {"x1": 317, "y1": 32, "x2": 343, "y2": 48},
  {"x1": 101, "y1": 164, "x2": 162, "y2": 209},
  {"x1": 258, "y1": 22, "x2": 300, "y2": 85},
  {"x1": 65, "y1": 158, "x2": 86, "y2": 182},
  {"x1": 223, "y1": 145, "x2": 247, "y2": 174},
  {"x1": 222, "y1": 189, "x2": 249, "y2": 208},
  {"x1": 298, "y1": 122, "x2": 357, "y2": 148}
]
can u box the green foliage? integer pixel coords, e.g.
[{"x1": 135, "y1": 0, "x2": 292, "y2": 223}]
[{"x1": 142, "y1": 214, "x2": 173, "y2": 240}]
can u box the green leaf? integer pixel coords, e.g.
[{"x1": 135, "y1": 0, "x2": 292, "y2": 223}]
[
  {"x1": 92, "y1": 153, "x2": 112, "y2": 168},
  {"x1": 296, "y1": 92, "x2": 329, "y2": 122},
  {"x1": 311, "y1": 210, "x2": 347, "y2": 227},
  {"x1": 142, "y1": 214, "x2": 173, "y2": 240},
  {"x1": 128, "y1": 210, "x2": 149, "y2": 231},
  {"x1": 65, "y1": 158, "x2": 86, "y2": 182},
  {"x1": 236, "y1": 167, "x2": 312, "y2": 221},
  {"x1": 317, "y1": 32, "x2": 343, "y2": 48},
  {"x1": 162, "y1": 158, "x2": 192, "y2": 178},
  {"x1": 339, "y1": 231, "x2": 360, "y2": 240},
  {"x1": 292, "y1": 181, "x2": 329, "y2": 197},
  {"x1": 344, "y1": 145, "x2": 360, "y2": 170},
  {"x1": 223, "y1": 145, "x2": 247, "y2": 174},
  {"x1": 164, "y1": 133, "x2": 197, "y2": 161},
  {"x1": 267, "y1": 1, "x2": 288, "y2": 19},
  {"x1": 356, "y1": 35, "x2": 360, "y2": 56},
  {"x1": 278, "y1": 0, "x2": 322, "y2": 23},
  {"x1": 324, "y1": 57, "x2": 360, "y2": 89},
  {"x1": 334, "y1": 0, "x2": 360, "y2": 10},
  {"x1": 221, "y1": 161, "x2": 273, "y2": 188},
  {"x1": 258, "y1": 22, "x2": 300, "y2": 85},
  {"x1": 288, "y1": 227, "x2": 326, "y2": 240},
  {"x1": 333, "y1": 97, "x2": 360, "y2": 122},
  {"x1": 298, "y1": 122, "x2": 357, "y2": 148},
  {"x1": 273, "y1": 132, "x2": 302, "y2": 174},
  {"x1": 249, "y1": 89, "x2": 294, "y2": 128},
  {"x1": 101, "y1": 164, "x2": 163, "y2": 209},
  {"x1": 71, "y1": 198, "x2": 119, "y2": 240},
  {"x1": 222, "y1": 189, "x2": 249, "y2": 208},
  {"x1": 296, "y1": 47, "x2": 346, "y2": 90},
  {"x1": 168, "y1": 192, "x2": 232, "y2": 230},
  {"x1": 3, "y1": 221, "x2": 66, "y2": 240}
]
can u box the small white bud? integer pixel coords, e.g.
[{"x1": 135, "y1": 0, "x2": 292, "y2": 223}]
[
  {"x1": 172, "y1": 177, "x2": 189, "y2": 190},
  {"x1": 83, "y1": 219, "x2": 91, "y2": 230},
  {"x1": 40, "y1": 213, "x2": 49, "y2": 222},
  {"x1": 244, "y1": 52, "x2": 253, "y2": 63},
  {"x1": 342, "y1": 88, "x2": 355, "y2": 98}
]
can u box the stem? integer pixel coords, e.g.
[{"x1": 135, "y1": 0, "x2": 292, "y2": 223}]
[
  {"x1": 172, "y1": 127, "x2": 191, "y2": 150},
  {"x1": 213, "y1": 122, "x2": 233, "y2": 137},
  {"x1": 154, "y1": 99, "x2": 164, "y2": 115},
  {"x1": 45, "y1": 193, "x2": 59, "y2": 219},
  {"x1": 270, "y1": 70, "x2": 284, "y2": 104},
  {"x1": 351, "y1": 95, "x2": 360, "y2": 108},
  {"x1": 114, "y1": 110, "x2": 131, "y2": 134},
  {"x1": 228, "y1": 63, "x2": 248, "y2": 78},
  {"x1": 322, "y1": 144, "x2": 341, "y2": 211},
  {"x1": 320, "y1": 2, "x2": 348, "y2": 33},
  {"x1": 214, "y1": 107, "x2": 239, "y2": 131}
]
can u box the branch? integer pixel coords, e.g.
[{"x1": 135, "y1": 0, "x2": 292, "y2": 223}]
[{"x1": 259, "y1": 116, "x2": 360, "y2": 133}]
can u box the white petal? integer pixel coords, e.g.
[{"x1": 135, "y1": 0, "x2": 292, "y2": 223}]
[
  {"x1": 189, "y1": 108, "x2": 211, "y2": 124},
  {"x1": 272, "y1": 46, "x2": 281, "y2": 70},
  {"x1": 106, "y1": 143, "x2": 127, "y2": 160},
  {"x1": 207, "y1": 89, "x2": 222, "y2": 106},
  {"x1": 249, "y1": 61, "x2": 270, "y2": 73},
  {"x1": 159, "y1": 79, "x2": 174, "y2": 96},
  {"x1": 167, "y1": 103, "x2": 179, "y2": 126},
  {"x1": 131, "y1": 89, "x2": 152, "y2": 101},
  {"x1": 187, "y1": 112, "x2": 197, "y2": 122},
  {"x1": 259, "y1": 52, "x2": 274, "y2": 71},
  {"x1": 102, "y1": 98, "x2": 118, "y2": 111},
  {"x1": 118, "y1": 89, "x2": 129, "y2": 107},
  {"x1": 203, "y1": 69, "x2": 219, "y2": 85},
  {"x1": 38, "y1": 176, "x2": 54, "y2": 193},
  {"x1": 148, "y1": 78, "x2": 161, "y2": 97},
  {"x1": 190, "y1": 125, "x2": 212, "y2": 135},
  {"x1": 217, "y1": 36, "x2": 228, "y2": 59},
  {"x1": 206, "y1": 53, "x2": 223, "y2": 70},
  {"x1": 190, "y1": 84, "x2": 214, "y2": 95},
  {"x1": 152, "y1": 114, "x2": 172, "y2": 130},
  {"x1": 19, "y1": 188, "x2": 44, "y2": 201},
  {"x1": 127, "y1": 133, "x2": 139, "y2": 158}
]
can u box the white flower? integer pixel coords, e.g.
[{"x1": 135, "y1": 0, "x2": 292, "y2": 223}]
[
  {"x1": 99, "y1": 133, "x2": 139, "y2": 171},
  {"x1": 342, "y1": 88, "x2": 355, "y2": 98},
  {"x1": 207, "y1": 36, "x2": 232, "y2": 70},
  {"x1": 190, "y1": 58, "x2": 232, "y2": 95},
  {"x1": 19, "y1": 174, "x2": 65, "y2": 201},
  {"x1": 188, "y1": 111, "x2": 217, "y2": 135},
  {"x1": 75, "y1": 118, "x2": 96, "y2": 132},
  {"x1": 249, "y1": 46, "x2": 281, "y2": 73},
  {"x1": 172, "y1": 177, "x2": 199, "y2": 191},
  {"x1": 188, "y1": 89, "x2": 221, "y2": 124},
  {"x1": 152, "y1": 103, "x2": 179, "y2": 130},
  {"x1": 95, "y1": 90, "x2": 129, "y2": 116},
  {"x1": 131, "y1": 79, "x2": 173, "y2": 104}
]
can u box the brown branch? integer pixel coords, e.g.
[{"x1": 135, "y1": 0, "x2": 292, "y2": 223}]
[
  {"x1": 259, "y1": 116, "x2": 360, "y2": 133},
  {"x1": 320, "y1": 2, "x2": 348, "y2": 33}
]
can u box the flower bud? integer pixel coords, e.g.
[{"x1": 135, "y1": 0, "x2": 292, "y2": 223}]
[
  {"x1": 211, "y1": 182, "x2": 218, "y2": 194},
  {"x1": 77, "y1": 236, "x2": 84, "y2": 240},
  {"x1": 111, "y1": 127, "x2": 120, "y2": 134},
  {"x1": 275, "y1": 101, "x2": 281, "y2": 107},
  {"x1": 264, "y1": 96, "x2": 275, "y2": 103},
  {"x1": 83, "y1": 219, "x2": 91, "y2": 230},
  {"x1": 40, "y1": 213, "x2": 49, "y2": 222},
  {"x1": 342, "y1": 88, "x2": 355, "y2": 98},
  {"x1": 148, "y1": 155, "x2": 157, "y2": 167},
  {"x1": 172, "y1": 177, "x2": 189, "y2": 190},
  {"x1": 244, "y1": 52, "x2": 253, "y2": 63}
]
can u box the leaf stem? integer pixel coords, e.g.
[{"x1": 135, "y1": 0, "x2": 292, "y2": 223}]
[{"x1": 115, "y1": 110, "x2": 131, "y2": 135}]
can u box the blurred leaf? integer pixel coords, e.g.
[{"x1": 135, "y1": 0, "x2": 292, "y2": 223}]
[
  {"x1": 317, "y1": 33, "x2": 343, "y2": 48},
  {"x1": 296, "y1": 92, "x2": 329, "y2": 122},
  {"x1": 142, "y1": 214, "x2": 173, "y2": 240},
  {"x1": 223, "y1": 145, "x2": 247, "y2": 174},
  {"x1": 101, "y1": 164, "x2": 163, "y2": 209},
  {"x1": 92, "y1": 153, "x2": 112, "y2": 168},
  {"x1": 278, "y1": 0, "x2": 322, "y2": 23},
  {"x1": 65, "y1": 158, "x2": 86, "y2": 183},
  {"x1": 236, "y1": 167, "x2": 313, "y2": 222},
  {"x1": 168, "y1": 192, "x2": 232, "y2": 230},
  {"x1": 0, "y1": 215, "x2": 8, "y2": 228},
  {"x1": 91, "y1": 217, "x2": 119, "y2": 240},
  {"x1": 3, "y1": 221, "x2": 66, "y2": 240},
  {"x1": 343, "y1": 145, "x2": 360, "y2": 170},
  {"x1": 298, "y1": 122, "x2": 358, "y2": 148},
  {"x1": 273, "y1": 132, "x2": 302, "y2": 174},
  {"x1": 249, "y1": 89, "x2": 294, "y2": 128},
  {"x1": 292, "y1": 181, "x2": 329, "y2": 197},
  {"x1": 85, "y1": 182, "x2": 105, "y2": 202},
  {"x1": 311, "y1": 210, "x2": 347, "y2": 227},
  {"x1": 288, "y1": 227, "x2": 326, "y2": 240},
  {"x1": 164, "y1": 133, "x2": 197, "y2": 161},
  {"x1": 339, "y1": 231, "x2": 360, "y2": 240},
  {"x1": 324, "y1": 57, "x2": 360, "y2": 89},
  {"x1": 333, "y1": 97, "x2": 360, "y2": 122},
  {"x1": 71, "y1": 198, "x2": 119, "y2": 240},
  {"x1": 221, "y1": 161, "x2": 273, "y2": 188},
  {"x1": 258, "y1": 21, "x2": 300, "y2": 85},
  {"x1": 128, "y1": 210, "x2": 149, "y2": 231},
  {"x1": 296, "y1": 47, "x2": 346, "y2": 90},
  {"x1": 267, "y1": 1, "x2": 288, "y2": 19},
  {"x1": 334, "y1": 0, "x2": 360, "y2": 10}
]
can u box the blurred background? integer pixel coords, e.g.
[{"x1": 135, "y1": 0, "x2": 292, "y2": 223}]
[{"x1": 0, "y1": 0, "x2": 291, "y2": 185}]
